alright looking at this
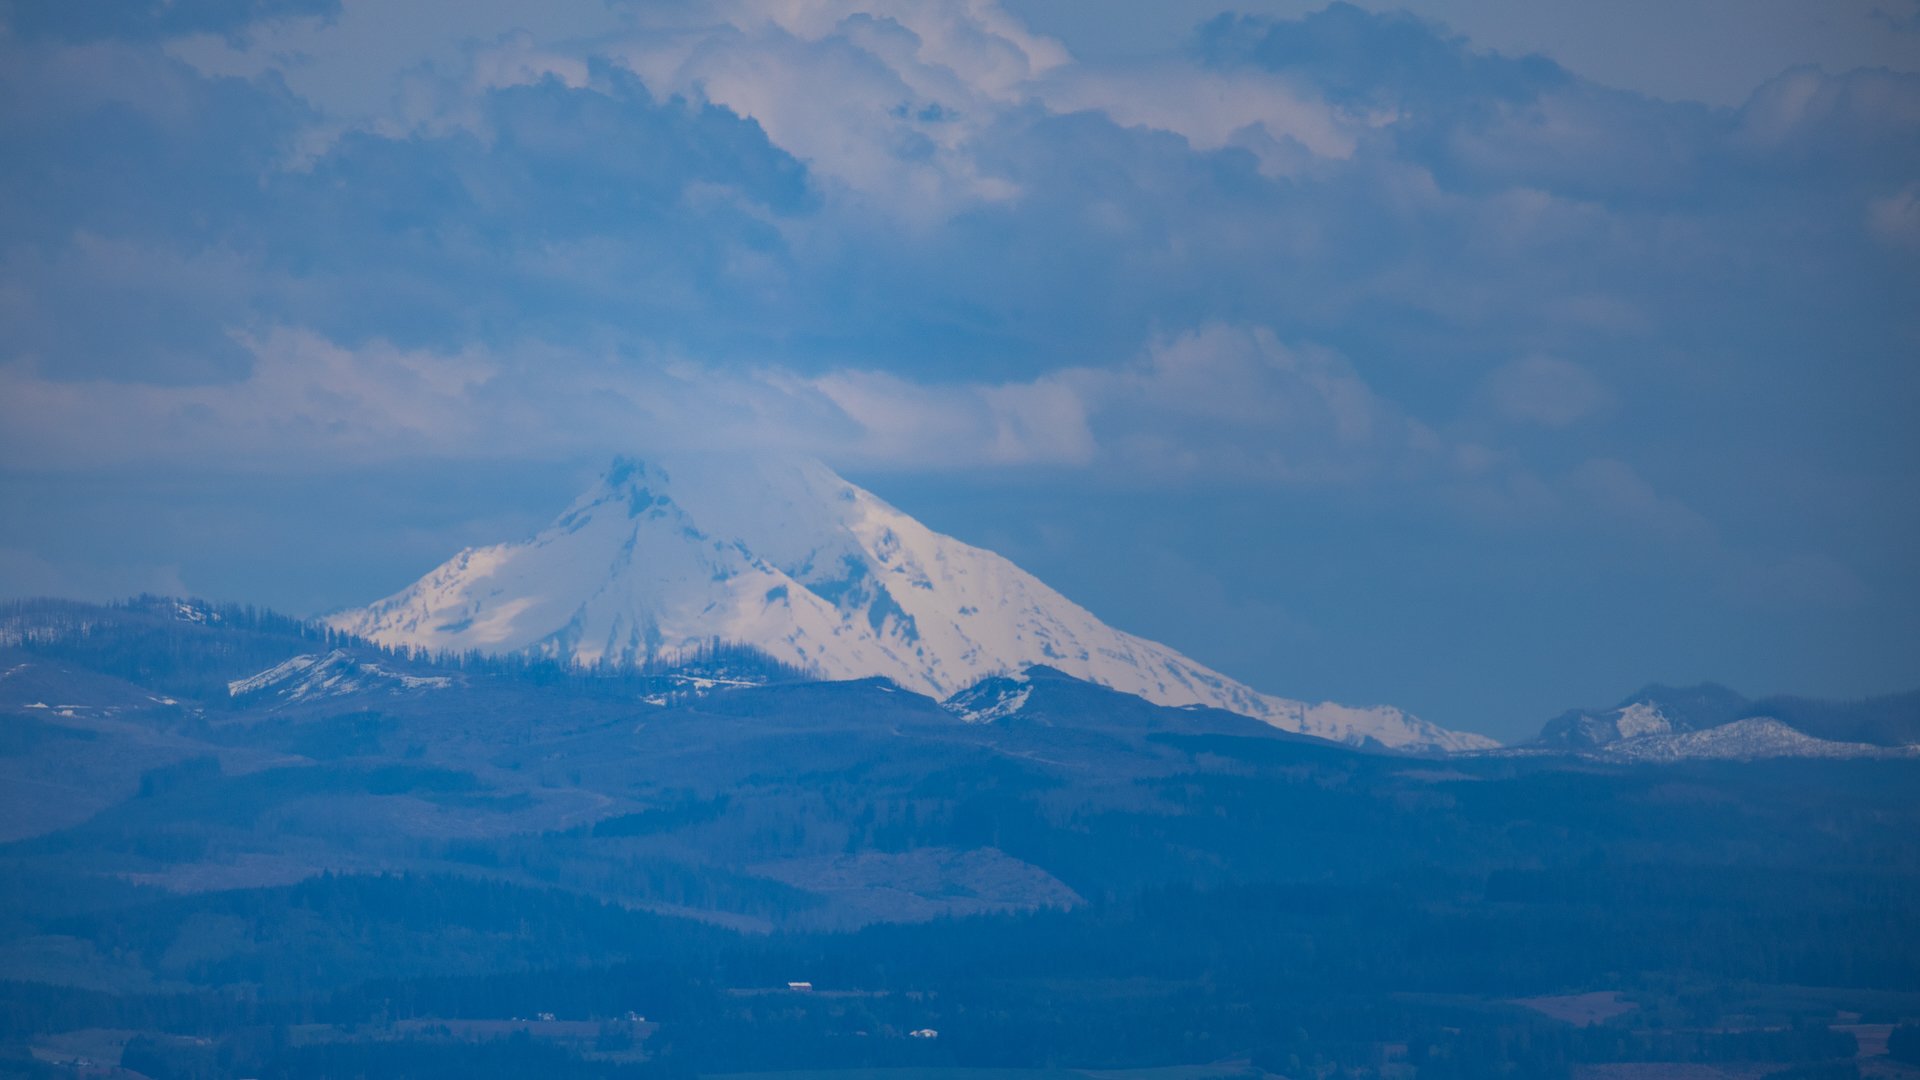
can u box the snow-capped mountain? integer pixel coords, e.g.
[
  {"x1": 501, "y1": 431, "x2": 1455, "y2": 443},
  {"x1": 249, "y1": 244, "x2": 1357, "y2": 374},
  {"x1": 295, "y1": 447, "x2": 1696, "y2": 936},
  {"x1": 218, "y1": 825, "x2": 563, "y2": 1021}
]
[{"x1": 327, "y1": 455, "x2": 1495, "y2": 752}]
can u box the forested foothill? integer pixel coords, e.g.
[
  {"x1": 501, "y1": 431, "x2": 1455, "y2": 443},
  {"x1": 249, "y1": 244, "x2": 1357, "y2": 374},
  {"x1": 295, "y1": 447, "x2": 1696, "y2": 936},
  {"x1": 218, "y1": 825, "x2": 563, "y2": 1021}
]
[{"x1": 1, "y1": 599, "x2": 1915, "y2": 1079}]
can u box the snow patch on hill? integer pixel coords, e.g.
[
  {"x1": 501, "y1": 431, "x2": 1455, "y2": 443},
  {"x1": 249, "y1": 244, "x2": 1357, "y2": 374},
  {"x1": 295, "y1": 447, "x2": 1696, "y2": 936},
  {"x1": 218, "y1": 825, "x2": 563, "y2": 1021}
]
[
  {"x1": 1612, "y1": 702, "x2": 1672, "y2": 739},
  {"x1": 228, "y1": 650, "x2": 453, "y2": 703},
  {"x1": 942, "y1": 673, "x2": 1033, "y2": 724}
]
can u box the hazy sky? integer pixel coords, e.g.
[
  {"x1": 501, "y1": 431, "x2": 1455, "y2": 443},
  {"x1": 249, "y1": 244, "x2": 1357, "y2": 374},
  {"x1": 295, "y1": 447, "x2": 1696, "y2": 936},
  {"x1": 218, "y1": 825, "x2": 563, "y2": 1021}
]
[{"x1": 1, "y1": 0, "x2": 1915, "y2": 741}]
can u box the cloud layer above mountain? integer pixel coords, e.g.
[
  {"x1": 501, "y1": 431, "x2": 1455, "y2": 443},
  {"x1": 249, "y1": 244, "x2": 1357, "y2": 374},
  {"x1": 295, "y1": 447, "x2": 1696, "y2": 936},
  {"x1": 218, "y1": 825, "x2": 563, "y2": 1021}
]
[{"x1": 1, "y1": 0, "x2": 1915, "y2": 738}]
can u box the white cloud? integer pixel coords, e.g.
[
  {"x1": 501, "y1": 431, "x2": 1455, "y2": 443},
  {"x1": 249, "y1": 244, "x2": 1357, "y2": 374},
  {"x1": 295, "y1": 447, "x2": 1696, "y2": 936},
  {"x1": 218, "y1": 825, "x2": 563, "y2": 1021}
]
[
  {"x1": 608, "y1": 0, "x2": 1374, "y2": 210},
  {"x1": 470, "y1": 30, "x2": 593, "y2": 93},
  {"x1": 1868, "y1": 183, "x2": 1920, "y2": 248},
  {"x1": 809, "y1": 324, "x2": 1430, "y2": 483},
  {"x1": 158, "y1": 0, "x2": 1370, "y2": 216},
  {"x1": 163, "y1": 0, "x2": 1069, "y2": 209},
  {"x1": 0, "y1": 320, "x2": 1430, "y2": 486},
  {"x1": 719, "y1": 0, "x2": 1072, "y2": 97},
  {"x1": 165, "y1": 0, "x2": 629, "y2": 147},
  {"x1": 1482, "y1": 354, "x2": 1612, "y2": 427},
  {"x1": 1732, "y1": 65, "x2": 1920, "y2": 152},
  {"x1": 808, "y1": 368, "x2": 1095, "y2": 466},
  {"x1": 1066, "y1": 324, "x2": 1406, "y2": 483},
  {"x1": 1566, "y1": 457, "x2": 1715, "y2": 546},
  {"x1": 605, "y1": 0, "x2": 1074, "y2": 215},
  {"x1": 1041, "y1": 63, "x2": 1366, "y2": 175},
  {"x1": 0, "y1": 329, "x2": 502, "y2": 470},
  {"x1": 0, "y1": 324, "x2": 1083, "y2": 473}
]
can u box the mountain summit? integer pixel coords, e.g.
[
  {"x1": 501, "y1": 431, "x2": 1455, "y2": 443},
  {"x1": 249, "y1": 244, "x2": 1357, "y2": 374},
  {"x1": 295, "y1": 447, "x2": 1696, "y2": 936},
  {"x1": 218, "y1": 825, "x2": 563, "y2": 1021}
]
[{"x1": 328, "y1": 455, "x2": 1494, "y2": 751}]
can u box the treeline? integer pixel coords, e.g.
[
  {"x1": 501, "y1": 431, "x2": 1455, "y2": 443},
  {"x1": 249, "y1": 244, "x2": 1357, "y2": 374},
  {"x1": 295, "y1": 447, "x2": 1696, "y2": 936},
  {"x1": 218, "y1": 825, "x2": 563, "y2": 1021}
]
[
  {"x1": 427, "y1": 636, "x2": 813, "y2": 696},
  {"x1": 0, "y1": 595, "x2": 344, "y2": 701},
  {"x1": 0, "y1": 595, "x2": 813, "y2": 706}
]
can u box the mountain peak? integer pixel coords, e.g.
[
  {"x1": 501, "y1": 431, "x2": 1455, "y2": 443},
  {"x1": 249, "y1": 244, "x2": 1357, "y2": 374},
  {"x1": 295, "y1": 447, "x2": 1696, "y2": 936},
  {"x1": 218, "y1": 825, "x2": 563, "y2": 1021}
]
[{"x1": 327, "y1": 453, "x2": 1495, "y2": 752}]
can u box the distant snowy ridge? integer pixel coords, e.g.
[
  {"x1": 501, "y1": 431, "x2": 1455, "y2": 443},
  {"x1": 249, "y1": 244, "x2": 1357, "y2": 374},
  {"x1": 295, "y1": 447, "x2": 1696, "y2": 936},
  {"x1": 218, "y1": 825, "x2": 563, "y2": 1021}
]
[
  {"x1": 1524, "y1": 683, "x2": 1920, "y2": 761},
  {"x1": 1596, "y1": 717, "x2": 1913, "y2": 762},
  {"x1": 327, "y1": 455, "x2": 1495, "y2": 752},
  {"x1": 228, "y1": 650, "x2": 452, "y2": 703}
]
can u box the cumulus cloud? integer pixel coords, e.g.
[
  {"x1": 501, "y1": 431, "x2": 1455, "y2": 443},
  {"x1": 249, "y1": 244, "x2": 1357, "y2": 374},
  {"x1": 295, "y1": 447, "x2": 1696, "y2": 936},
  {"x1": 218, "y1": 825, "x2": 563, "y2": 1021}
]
[
  {"x1": 1869, "y1": 183, "x2": 1920, "y2": 248},
  {"x1": 1481, "y1": 354, "x2": 1611, "y2": 427},
  {"x1": 0, "y1": 0, "x2": 340, "y2": 43},
  {"x1": 803, "y1": 324, "x2": 1435, "y2": 481},
  {"x1": 1733, "y1": 64, "x2": 1920, "y2": 163},
  {"x1": 1565, "y1": 457, "x2": 1715, "y2": 546},
  {"x1": 162, "y1": 0, "x2": 629, "y2": 139},
  {"x1": 0, "y1": 324, "x2": 1029, "y2": 471},
  {"x1": 1040, "y1": 63, "x2": 1366, "y2": 176},
  {"x1": 153, "y1": 0, "x2": 1382, "y2": 218},
  {"x1": 3, "y1": 0, "x2": 1914, "y2": 721},
  {"x1": 1063, "y1": 325, "x2": 1421, "y2": 483},
  {"x1": 611, "y1": 9, "x2": 1033, "y2": 213},
  {"x1": 0, "y1": 329, "x2": 505, "y2": 470},
  {"x1": 6, "y1": 0, "x2": 1908, "y2": 532},
  {"x1": 611, "y1": 1, "x2": 1391, "y2": 208},
  {"x1": 808, "y1": 368, "x2": 1096, "y2": 467},
  {"x1": 0, "y1": 320, "x2": 1431, "y2": 487}
]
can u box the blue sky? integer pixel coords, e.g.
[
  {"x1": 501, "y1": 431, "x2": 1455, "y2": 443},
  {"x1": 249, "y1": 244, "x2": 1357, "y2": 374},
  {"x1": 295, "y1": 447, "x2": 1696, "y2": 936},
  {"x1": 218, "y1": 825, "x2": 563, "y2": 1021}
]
[{"x1": 0, "y1": 0, "x2": 1915, "y2": 741}]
